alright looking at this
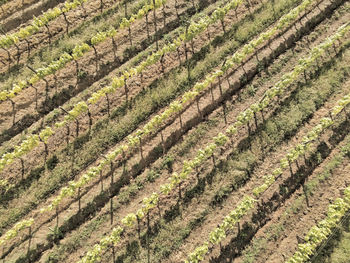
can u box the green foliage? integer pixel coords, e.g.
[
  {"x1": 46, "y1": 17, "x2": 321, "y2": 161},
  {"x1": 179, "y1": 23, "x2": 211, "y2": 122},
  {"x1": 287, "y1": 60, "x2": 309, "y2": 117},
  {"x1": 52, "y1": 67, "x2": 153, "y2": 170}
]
[
  {"x1": 77, "y1": 69, "x2": 88, "y2": 80},
  {"x1": 146, "y1": 169, "x2": 160, "y2": 183},
  {"x1": 162, "y1": 155, "x2": 174, "y2": 172},
  {"x1": 47, "y1": 226, "x2": 64, "y2": 242}
]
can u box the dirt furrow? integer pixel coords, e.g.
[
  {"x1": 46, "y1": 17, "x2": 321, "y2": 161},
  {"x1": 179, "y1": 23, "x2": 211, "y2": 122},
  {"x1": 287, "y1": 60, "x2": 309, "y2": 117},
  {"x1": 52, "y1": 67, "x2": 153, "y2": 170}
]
[
  {"x1": 0, "y1": 0, "x2": 342, "y2": 260},
  {"x1": 0, "y1": 0, "x2": 320, "y2": 260},
  {"x1": 0, "y1": 0, "x2": 224, "y2": 138},
  {"x1": 167, "y1": 78, "x2": 350, "y2": 263},
  {"x1": 0, "y1": 0, "x2": 262, "y2": 260},
  {"x1": 265, "y1": 163, "x2": 350, "y2": 263},
  {"x1": 0, "y1": 0, "x2": 65, "y2": 33},
  {"x1": 0, "y1": 0, "x2": 127, "y2": 71},
  {"x1": 33, "y1": 1, "x2": 350, "y2": 262},
  {"x1": 206, "y1": 105, "x2": 350, "y2": 263},
  {"x1": 0, "y1": 0, "x2": 260, "y2": 197}
]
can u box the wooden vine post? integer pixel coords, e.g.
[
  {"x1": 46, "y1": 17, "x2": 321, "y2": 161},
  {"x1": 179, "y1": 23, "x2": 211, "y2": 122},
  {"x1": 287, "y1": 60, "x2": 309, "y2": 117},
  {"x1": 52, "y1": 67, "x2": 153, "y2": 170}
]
[
  {"x1": 39, "y1": 134, "x2": 48, "y2": 164},
  {"x1": 184, "y1": 22, "x2": 191, "y2": 80},
  {"x1": 20, "y1": 158, "x2": 25, "y2": 180},
  {"x1": 112, "y1": 246, "x2": 116, "y2": 263},
  {"x1": 123, "y1": 75, "x2": 129, "y2": 105},
  {"x1": 110, "y1": 161, "x2": 114, "y2": 225},
  {"x1": 210, "y1": 83, "x2": 215, "y2": 102},
  {"x1": 44, "y1": 24, "x2": 52, "y2": 45},
  {"x1": 223, "y1": 101, "x2": 227, "y2": 125},
  {"x1": 60, "y1": 8, "x2": 70, "y2": 34},
  {"x1": 87, "y1": 108, "x2": 93, "y2": 132},
  {"x1": 196, "y1": 97, "x2": 202, "y2": 120},
  {"x1": 27, "y1": 226, "x2": 32, "y2": 255},
  {"x1": 218, "y1": 75, "x2": 223, "y2": 97},
  {"x1": 122, "y1": 148, "x2": 127, "y2": 174},
  {"x1": 92, "y1": 44, "x2": 99, "y2": 73},
  {"x1": 12, "y1": 41, "x2": 21, "y2": 65},
  {"x1": 176, "y1": 46, "x2": 181, "y2": 65},
  {"x1": 124, "y1": 2, "x2": 132, "y2": 46},
  {"x1": 288, "y1": 160, "x2": 293, "y2": 176},
  {"x1": 160, "y1": 53, "x2": 165, "y2": 72},
  {"x1": 241, "y1": 63, "x2": 247, "y2": 83},
  {"x1": 73, "y1": 58, "x2": 79, "y2": 84},
  {"x1": 145, "y1": 10, "x2": 150, "y2": 39},
  {"x1": 247, "y1": 120, "x2": 251, "y2": 137},
  {"x1": 56, "y1": 205, "x2": 59, "y2": 228},
  {"x1": 1, "y1": 46, "x2": 12, "y2": 65},
  {"x1": 105, "y1": 93, "x2": 110, "y2": 118},
  {"x1": 111, "y1": 36, "x2": 118, "y2": 60},
  {"x1": 7, "y1": 98, "x2": 16, "y2": 125},
  {"x1": 220, "y1": 14, "x2": 226, "y2": 34},
  {"x1": 59, "y1": 106, "x2": 80, "y2": 138},
  {"x1": 162, "y1": 0, "x2": 166, "y2": 27},
  {"x1": 160, "y1": 130, "x2": 165, "y2": 154},
  {"x1": 178, "y1": 182, "x2": 182, "y2": 200},
  {"x1": 179, "y1": 112, "x2": 183, "y2": 130},
  {"x1": 24, "y1": 38, "x2": 31, "y2": 56},
  {"x1": 147, "y1": 211, "x2": 151, "y2": 263},
  {"x1": 100, "y1": 170, "x2": 104, "y2": 192},
  {"x1": 139, "y1": 136, "x2": 144, "y2": 161},
  {"x1": 157, "y1": 199, "x2": 161, "y2": 219},
  {"x1": 152, "y1": 0, "x2": 158, "y2": 50},
  {"x1": 27, "y1": 64, "x2": 50, "y2": 101},
  {"x1": 137, "y1": 216, "x2": 141, "y2": 240}
]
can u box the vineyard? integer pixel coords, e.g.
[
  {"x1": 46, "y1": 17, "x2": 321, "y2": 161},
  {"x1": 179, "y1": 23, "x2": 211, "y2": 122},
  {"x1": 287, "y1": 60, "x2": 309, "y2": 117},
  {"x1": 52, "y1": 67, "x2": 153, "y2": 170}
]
[{"x1": 0, "y1": 0, "x2": 350, "y2": 262}]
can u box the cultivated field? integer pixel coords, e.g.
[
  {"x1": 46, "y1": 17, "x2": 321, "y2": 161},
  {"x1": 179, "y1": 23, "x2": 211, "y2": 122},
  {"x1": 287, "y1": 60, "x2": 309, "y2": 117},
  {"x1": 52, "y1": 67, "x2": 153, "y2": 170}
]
[{"x1": 0, "y1": 0, "x2": 350, "y2": 262}]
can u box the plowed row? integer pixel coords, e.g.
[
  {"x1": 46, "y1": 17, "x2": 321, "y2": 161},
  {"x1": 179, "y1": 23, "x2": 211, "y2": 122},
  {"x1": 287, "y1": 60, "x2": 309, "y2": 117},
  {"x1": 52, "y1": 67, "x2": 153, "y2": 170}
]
[{"x1": 1, "y1": 0, "x2": 350, "y2": 262}]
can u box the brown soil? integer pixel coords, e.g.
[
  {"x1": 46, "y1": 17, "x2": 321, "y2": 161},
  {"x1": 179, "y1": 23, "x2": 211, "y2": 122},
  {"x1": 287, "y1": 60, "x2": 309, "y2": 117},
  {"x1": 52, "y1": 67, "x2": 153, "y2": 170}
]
[
  {"x1": 0, "y1": 0, "x2": 124, "y2": 72},
  {"x1": 1, "y1": 0, "x2": 305, "y2": 260},
  {"x1": 187, "y1": 85, "x2": 350, "y2": 263},
  {"x1": 67, "y1": 2, "x2": 350, "y2": 261},
  {"x1": 257, "y1": 161, "x2": 350, "y2": 263},
  {"x1": 3, "y1": 0, "x2": 343, "y2": 260},
  {"x1": 1, "y1": 0, "x2": 259, "y2": 259},
  {"x1": 0, "y1": 0, "x2": 218, "y2": 133},
  {"x1": 1, "y1": 0, "x2": 349, "y2": 262},
  {"x1": 0, "y1": 0, "x2": 65, "y2": 33},
  {"x1": 0, "y1": 0, "x2": 254, "y2": 190}
]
